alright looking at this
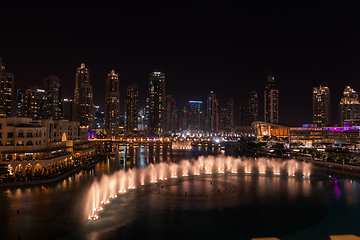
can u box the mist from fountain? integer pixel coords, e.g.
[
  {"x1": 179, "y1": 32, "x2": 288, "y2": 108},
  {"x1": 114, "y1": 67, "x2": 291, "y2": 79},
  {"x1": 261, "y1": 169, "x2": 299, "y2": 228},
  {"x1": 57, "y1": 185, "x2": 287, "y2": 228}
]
[{"x1": 85, "y1": 155, "x2": 311, "y2": 220}]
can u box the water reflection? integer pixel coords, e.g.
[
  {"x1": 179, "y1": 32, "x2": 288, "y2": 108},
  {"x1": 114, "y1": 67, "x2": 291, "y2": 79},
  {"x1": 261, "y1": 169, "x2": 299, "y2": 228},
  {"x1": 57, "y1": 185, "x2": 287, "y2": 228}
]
[
  {"x1": 333, "y1": 181, "x2": 342, "y2": 200},
  {"x1": 1, "y1": 143, "x2": 360, "y2": 240}
]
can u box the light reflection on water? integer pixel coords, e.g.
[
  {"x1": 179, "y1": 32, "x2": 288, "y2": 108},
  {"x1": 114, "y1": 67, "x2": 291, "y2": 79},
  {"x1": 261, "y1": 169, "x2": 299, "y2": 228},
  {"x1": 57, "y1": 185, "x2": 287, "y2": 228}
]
[{"x1": 1, "y1": 143, "x2": 360, "y2": 240}]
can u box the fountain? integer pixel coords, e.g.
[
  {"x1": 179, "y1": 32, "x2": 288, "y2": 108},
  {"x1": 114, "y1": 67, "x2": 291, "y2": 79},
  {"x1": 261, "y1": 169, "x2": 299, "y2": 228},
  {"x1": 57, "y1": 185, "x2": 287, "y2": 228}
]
[{"x1": 85, "y1": 156, "x2": 312, "y2": 220}]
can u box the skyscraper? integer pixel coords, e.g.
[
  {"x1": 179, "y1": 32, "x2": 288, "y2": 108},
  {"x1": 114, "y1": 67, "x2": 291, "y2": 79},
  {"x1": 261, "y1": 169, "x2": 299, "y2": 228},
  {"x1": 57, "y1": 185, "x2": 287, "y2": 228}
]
[
  {"x1": 74, "y1": 63, "x2": 94, "y2": 130},
  {"x1": 16, "y1": 89, "x2": 26, "y2": 117},
  {"x1": 144, "y1": 97, "x2": 150, "y2": 127},
  {"x1": 238, "y1": 102, "x2": 248, "y2": 126},
  {"x1": 248, "y1": 90, "x2": 259, "y2": 124},
  {"x1": 44, "y1": 75, "x2": 61, "y2": 120},
  {"x1": 21, "y1": 87, "x2": 47, "y2": 119},
  {"x1": 189, "y1": 101, "x2": 202, "y2": 131},
  {"x1": 181, "y1": 106, "x2": 191, "y2": 131},
  {"x1": 339, "y1": 86, "x2": 360, "y2": 126},
  {"x1": 0, "y1": 57, "x2": 14, "y2": 117},
  {"x1": 206, "y1": 91, "x2": 219, "y2": 132},
  {"x1": 313, "y1": 85, "x2": 330, "y2": 127},
  {"x1": 94, "y1": 105, "x2": 105, "y2": 129},
  {"x1": 220, "y1": 107, "x2": 229, "y2": 130},
  {"x1": 164, "y1": 95, "x2": 178, "y2": 132},
  {"x1": 148, "y1": 71, "x2": 165, "y2": 135},
  {"x1": 126, "y1": 84, "x2": 138, "y2": 132},
  {"x1": 264, "y1": 72, "x2": 279, "y2": 123},
  {"x1": 227, "y1": 97, "x2": 234, "y2": 129},
  {"x1": 105, "y1": 70, "x2": 120, "y2": 135},
  {"x1": 138, "y1": 107, "x2": 147, "y2": 131},
  {"x1": 62, "y1": 98, "x2": 74, "y2": 121}
]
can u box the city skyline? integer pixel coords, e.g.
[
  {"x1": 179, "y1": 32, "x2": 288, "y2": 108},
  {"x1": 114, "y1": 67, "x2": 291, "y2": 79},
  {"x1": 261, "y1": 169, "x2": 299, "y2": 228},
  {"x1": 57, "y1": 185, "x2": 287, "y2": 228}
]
[
  {"x1": 1, "y1": 2, "x2": 360, "y2": 126},
  {"x1": 5, "y1": 56, "x2": 360, "y2": 128},
  {"x1": 2, "y1": 3, "x2": 360, "y2": 239}
]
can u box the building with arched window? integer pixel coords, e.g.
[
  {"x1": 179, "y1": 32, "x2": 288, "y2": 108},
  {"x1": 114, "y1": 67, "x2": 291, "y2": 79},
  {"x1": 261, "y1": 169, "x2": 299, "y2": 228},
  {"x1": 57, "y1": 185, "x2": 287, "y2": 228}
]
[{"x1": 0, "y1": 117, "x2": 87, "y2": 177}]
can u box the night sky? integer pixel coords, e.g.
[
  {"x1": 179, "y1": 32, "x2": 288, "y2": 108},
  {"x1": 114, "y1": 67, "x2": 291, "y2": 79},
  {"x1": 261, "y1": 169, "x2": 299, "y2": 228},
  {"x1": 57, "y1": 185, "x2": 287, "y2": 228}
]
[{"x1": 1, "y1": 1, "x2": 360, "y2": 126}]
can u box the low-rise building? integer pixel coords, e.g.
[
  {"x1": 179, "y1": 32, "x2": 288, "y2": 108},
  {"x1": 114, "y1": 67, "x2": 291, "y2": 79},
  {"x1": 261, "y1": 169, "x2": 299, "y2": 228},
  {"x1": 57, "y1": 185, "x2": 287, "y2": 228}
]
[
  {"x1": 252, "y1": 121, "x2": 289, "y2": 139},
  {"x1": 0, "y1": 117, "x2": 81, "y2": 177},
  {"x1": 289, "y1": 124, "x2": 360, "y2": 148}
]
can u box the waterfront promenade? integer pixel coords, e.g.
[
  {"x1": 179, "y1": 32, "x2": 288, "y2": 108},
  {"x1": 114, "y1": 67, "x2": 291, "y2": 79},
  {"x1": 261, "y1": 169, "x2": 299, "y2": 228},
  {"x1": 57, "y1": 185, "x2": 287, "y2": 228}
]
[{"x1": 0, "y1": 156, "x2": 103, "y2": 188}]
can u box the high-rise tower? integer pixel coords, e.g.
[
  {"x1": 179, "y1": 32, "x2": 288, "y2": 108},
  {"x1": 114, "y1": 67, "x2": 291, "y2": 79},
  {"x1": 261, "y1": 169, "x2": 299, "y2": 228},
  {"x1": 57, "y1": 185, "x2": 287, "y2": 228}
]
[
  {"x1": 313, "y1": 85, "x2": 330, "y2": 127},
  {"x1": 206, "y1": 91, "x2": 219, "y2": 132},
  {"x1": 21, "y1": 87, "x2": 47, "y2": 119},
  {"x1": 188, "y1": 100, "x2": 202, "y2": 131},
  {"x1": 220, "y1": 98, "x2": 234, "y2": 131},
  {"x1": 105, "y1": 70, "x2": 120, "y2": 135},
  {"x1": 238, "y1": 102, "x2": 248, "y2": 126},
  {"x1": 248, "y1": 90, "x2": 259, "y2": 124},
  {"x1": 126, "y1": 84, "x2": 138, "y2": 132},
  {"x1": 339, "y1": 86, "x2": 360, "y2": 126},
  {"x1": 16, "y1": 89, "x2": 26, "y2": 117},
  {"x1": 164, "y1": 95, "x2": 178, "y2": 132},
  {"x1": 264, "y1": 72, "x2": 279, "y2": 123},
  {"x1": 44, "y1": 75, "x2": 61, "y2": 119},
  {"x1": 148, "y1": 71, "x2": 165, "y2": 135},
  {"x1": 227, "y1": 97, "x2": 234, "y2": 129},
  {"x1": 0, "y1": 57, "x2": 14, "y2": 117},
  {"x1": 62, "y1": 98, "x2": 74, "y2": 121},
  {"x1": 74, "y1": 63, "x2": 94, "y2": 130}
]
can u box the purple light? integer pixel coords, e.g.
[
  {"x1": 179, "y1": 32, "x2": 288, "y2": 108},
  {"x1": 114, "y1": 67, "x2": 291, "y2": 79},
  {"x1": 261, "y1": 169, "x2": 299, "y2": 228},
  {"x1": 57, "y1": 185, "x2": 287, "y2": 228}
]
[
  {"x1": 88, "y1": 132, "x2": 96, "y2": 139},
  {"x1": 333, "y1": 181, "x2": 341, "y2": 200}
]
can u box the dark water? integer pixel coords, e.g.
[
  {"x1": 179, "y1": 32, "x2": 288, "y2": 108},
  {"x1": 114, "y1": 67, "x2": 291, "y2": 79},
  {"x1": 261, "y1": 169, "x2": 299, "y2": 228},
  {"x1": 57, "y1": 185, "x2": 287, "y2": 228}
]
[{"x1": 1, "y1": 144, "x2": 360, "y2": 240}]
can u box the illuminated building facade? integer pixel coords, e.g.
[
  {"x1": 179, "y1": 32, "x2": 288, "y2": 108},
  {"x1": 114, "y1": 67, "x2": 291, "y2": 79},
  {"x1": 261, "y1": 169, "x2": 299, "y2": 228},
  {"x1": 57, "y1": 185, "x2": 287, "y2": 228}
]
[
  {"x1": 21, "y1": 87, "x2": 47, "y2": 119},
  {"x1": 105, "y1": 70, "x2": 120, "y2": 135},
  {"x1": 94, "y1": 105, "x2": 105, "y2": 129},
  {"x1": 188, "y1": 100, "x2": 202, "y2": 131},
  {"x1": 16, "y1": 89, "x2": 26, "y2": 117},
  {"x1": 220, "y1": 107, "x2": 229, "y2": 130},
  {"x1": 227, "y1": 98, "x2": 234, "y2": 129},
  {"x1": 164, "y1": 95, "x2": 178, "y2": 132},
  {"x1": 264, "y1": 73, "x2": 279, "y2": 123},
  {"x1": 126, "y1": 84, "x2": 138, "y2": 132},
  {"x1": 252, "y1": 121, "x2": 289, "y2": 139},
  {"x1": 248, "y1": 90, "x2": 258, "y2": 124},
  {"x1": 148, "y1": 71, "x2": 165, "y2": 135},
  {"x1": 206, "y1": 91, "x2": 219, "y2": 132},
  {"x1": 0, "y1": 117, "x2": 97, "y2": 176},
  {"x1": 0, "y1": 57, "x2": 14, "y2": 117},
  {"x1": 182, "y1": 106, "x2": 190, "y2": 131},
  {"x1": 339, "y1": 86, "x2": 360, "y2": 126},
  {"x1": 290, "y1": 124, "x2": 360, "y2": 148},
  {"x1": 313, "y1": 85, "x2": 330, "y2": 127},
  {"x1": 44, "y1": 75, "x2": 62, "y2": 120},
  {"x1": 220, "y1": 98, "x2": 234, "y2": 131},
  {"x1": 144, "y1": 97, "x2": 149, "y2": 126},
  {"x1": 138, "y1": 107, "x2": 147, "y2": 131},
  {"x1": 74, "y1": 63, "x2": 94, "y2": 130}
]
